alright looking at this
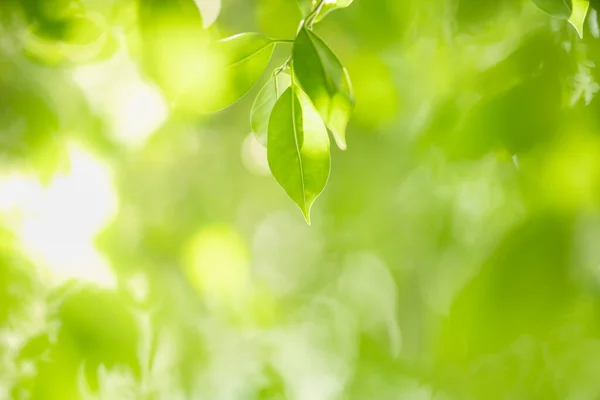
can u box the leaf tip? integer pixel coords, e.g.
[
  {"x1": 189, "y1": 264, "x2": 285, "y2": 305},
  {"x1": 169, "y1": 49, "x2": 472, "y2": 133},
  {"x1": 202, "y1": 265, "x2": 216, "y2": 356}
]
[
  {"x1": 195, "y1": 0, "x2": 221, "y2": 29},
  {"x1": 331, "y1": 131, "x2": 347, "y2": 150},
  {"x1": 568, "y1": 19, "x2": 585, "y2": 38},
  {"x1": 302, "y1": 208, "x2": 312, "y2": 225}
]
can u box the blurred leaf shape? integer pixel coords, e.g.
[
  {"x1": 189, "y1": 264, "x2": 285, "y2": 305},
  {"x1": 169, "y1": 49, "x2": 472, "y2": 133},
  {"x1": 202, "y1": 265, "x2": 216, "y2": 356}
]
[
  {"x1": 0, "y1": 235, "x2": 36, "y2": 326},
  {"x1": 251, "y1": 72, "x2": 292, "y2": 146},
  {"x1": 0, "y1": 69, "x2": 66, "y2": 180},
  {"x1": 182, "y1": 225, "x2": 251, "y2": 315},
  {"x1": 532, "y1": 0, "x2": 572, "y2": 18},
  {"x1": 337, "y1": 253, "x2": 402, "y2": 358},
  {"x1": 23, "y1": 13, "x2": 118, "y2": 65},
  {"x1": 267, "y1": 86, "x2": 330, "y2": 224},
  {"x1": 21, "y1": 0, "x2": 85, "y2": 24},
  {"x1": 347, "y1": 53, "x2": 398, "y2": 130},
  {"x1": 440, "y1": 215, "x2": 575, "y2": 363},
  {"x1": 78, "y1": 364, "x2": 137, "y2": 400},
  {"x1": 194, "y1": 0, "x2": 221, "y2": 28},
  {"x1": 137, "y1": 0, "x2": 218, "y2": 115},
  {"x1": 206, "y1": 33, "x2": 276, "y2": 112},
  {"x1": 258, "y1": 0, "x2": 303, "y2": 39},
  {"x1": 296, "y1": 0, "x2": 313, "y2": 16},
  {"x1": 293, "y1": 27, "x2": 354, "y2": 150}
]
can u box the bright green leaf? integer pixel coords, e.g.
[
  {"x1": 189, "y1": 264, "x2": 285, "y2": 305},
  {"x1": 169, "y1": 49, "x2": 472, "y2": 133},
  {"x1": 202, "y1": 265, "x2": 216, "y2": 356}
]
[
  {"x1": 251, "y1": 72, "x2": 292, "y2": 146},
  {"x1": 267, "y1": 85, "x2": 330, "y2": 224},
  {"x1": 298, "y1": 0, "x2": 353, "y2": 21},
  {"x1": 314, "y1": 0, "x2": 353, "y2": 23},
  {"x1": 531, "y1": 0, "x2": 571, "y2": 18},
  {"x1": 208, "y1": 33, "x2": 276, "y2": 112},
  {"x1": 293, "y1": 27, "x2": 354, "y2": 150},
  {"x1": 194, "y1": 0, "x2": 221, "y2": 28},
  {"x1": 568, "y1": 0, "x2": 590, "y2": 38}
]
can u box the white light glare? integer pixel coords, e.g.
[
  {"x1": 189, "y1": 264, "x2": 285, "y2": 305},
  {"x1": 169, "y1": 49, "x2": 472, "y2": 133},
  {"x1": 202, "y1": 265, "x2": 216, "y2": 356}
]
[{"x1": 0, "y1": 144, "x2": 118, "y2": 288}]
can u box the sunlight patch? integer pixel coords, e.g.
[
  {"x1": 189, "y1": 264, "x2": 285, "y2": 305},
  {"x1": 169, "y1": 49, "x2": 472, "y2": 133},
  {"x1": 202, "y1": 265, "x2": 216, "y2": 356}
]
[
  {"x1": 0, "y1": 144, "x2": 118, "y2": 288},
  {"x1": 72, "y1": 46, "x2": 168, "y2": 149}
]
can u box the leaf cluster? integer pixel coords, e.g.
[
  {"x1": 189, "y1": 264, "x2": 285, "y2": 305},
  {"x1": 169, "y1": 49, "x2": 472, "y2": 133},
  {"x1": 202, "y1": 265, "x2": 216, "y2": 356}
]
[{"x1": 201, "y1": 0, "x2": 355, "y2": 223}]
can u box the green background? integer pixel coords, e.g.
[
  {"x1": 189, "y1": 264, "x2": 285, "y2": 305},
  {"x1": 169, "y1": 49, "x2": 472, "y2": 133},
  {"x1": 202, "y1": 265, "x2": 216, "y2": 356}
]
[{"x1": 3, "y1": 0, "x2": 600, "y2": 399}]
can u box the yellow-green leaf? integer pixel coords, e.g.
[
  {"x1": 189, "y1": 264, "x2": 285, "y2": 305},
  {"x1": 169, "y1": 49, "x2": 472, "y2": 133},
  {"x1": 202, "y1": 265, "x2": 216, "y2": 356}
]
[
  {"x1": 568, "y1": 0, "x2": 590, "y2": 38},
  {"x1": 267, "y1": 85, "x2": 330, "y2": 224},
  {"x1": 297, "y1": 0, "x2": 313, "y2": 16},
  {"x1": 314, "y1": 0, "x2": 353, "y2": 23},
  {"x1": 531, "y1": 0, "x2": 590, "y2": 38},
  {"x1": 293, "y1": 27, "x2": 354, "y2": 150},
  {"x1": 298, "y1": 0, "x2": 353, "y2": 21}
]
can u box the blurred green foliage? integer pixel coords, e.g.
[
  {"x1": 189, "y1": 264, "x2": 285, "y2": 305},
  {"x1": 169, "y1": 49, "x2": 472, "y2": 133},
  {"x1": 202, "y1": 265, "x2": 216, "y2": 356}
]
[{"x1": 4, "y1": 0, "x2": 600, "y2": 399}]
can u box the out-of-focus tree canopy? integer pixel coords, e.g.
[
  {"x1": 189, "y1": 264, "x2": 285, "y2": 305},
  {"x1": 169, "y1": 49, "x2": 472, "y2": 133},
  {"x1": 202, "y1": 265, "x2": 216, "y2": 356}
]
[{"x1": 3, "y1": 0, "x2": 600, "y2": 399}]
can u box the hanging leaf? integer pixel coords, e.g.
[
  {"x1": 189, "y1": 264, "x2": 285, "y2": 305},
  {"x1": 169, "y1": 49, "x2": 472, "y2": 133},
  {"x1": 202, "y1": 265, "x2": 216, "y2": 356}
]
[
  {"x1": 531, "y1": 0, "x2": 590, "y2": 38},
  {"x1": 194, "y1": 0, "x2": 221, "y2": 28},
  {"x1": 207, "y1": 33, "x2": 276, "y2": 112},
  {"x1": 251, "y1": 72, "x2": 292, "y2": 146},
  {"x1": 568, "y1": 0, "x2": 590, "y2": 38},
  {"x1": 293, "y1": 27, "x2": 354, "y2": 150},
  {"x1": 267, "y1": 85, "x2": 330, "y2": 224}
]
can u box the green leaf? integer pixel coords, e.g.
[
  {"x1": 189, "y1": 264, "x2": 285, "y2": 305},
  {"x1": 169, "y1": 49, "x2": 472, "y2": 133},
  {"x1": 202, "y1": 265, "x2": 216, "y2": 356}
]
[
  {"x1": 208, "y1": 33, "x2": 276, "y2": 112},
  {"x1": 267, "y1": 85, "x2": 330, "y2": 224},
  {"x1": 314, "y1": 0, "x2": 353, "y2": 23},
  {"x1": 251, "y1": 72, "x2": 292, "y2": 146},
  {"x1": 568, "y1": 0, "x2": 590, "y2": 38},
  {"x1": 194, "y1": 0, "x2": 221, "y2": 28},
  {"x1": 298, "y1": 0, "x2": 353, "y2": 21},
  {"x1": 531, "y1": 0, "x2": 590, "y2": 38},
  {"x1": 293, "y1": 27, "x2": 354, "y2": 150},
  {"x1": 531, "y1": 0, "x2": 572, "y2": 18}
]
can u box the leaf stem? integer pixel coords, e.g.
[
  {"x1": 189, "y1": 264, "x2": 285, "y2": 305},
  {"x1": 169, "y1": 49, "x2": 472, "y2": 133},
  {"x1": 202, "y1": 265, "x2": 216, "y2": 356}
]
[
  {"x1": 274, "y1": 56, "x2": 292, "y2": 76},
  {"x1": 305, "y1": 0, "x2": 326, "y2": 28}
]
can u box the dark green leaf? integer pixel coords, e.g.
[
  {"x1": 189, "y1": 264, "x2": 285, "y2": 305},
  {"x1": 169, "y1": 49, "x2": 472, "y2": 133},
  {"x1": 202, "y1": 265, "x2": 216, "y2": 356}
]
[
  {"x1": 251, "y1": 72, "x2": 291, "y2": 146},
  {"x1": 293, "y1": 27, "x2": 354, "y2": 150},
  {"x1": 267, "y1": 85, "x2": 330, "y2": 223}
]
